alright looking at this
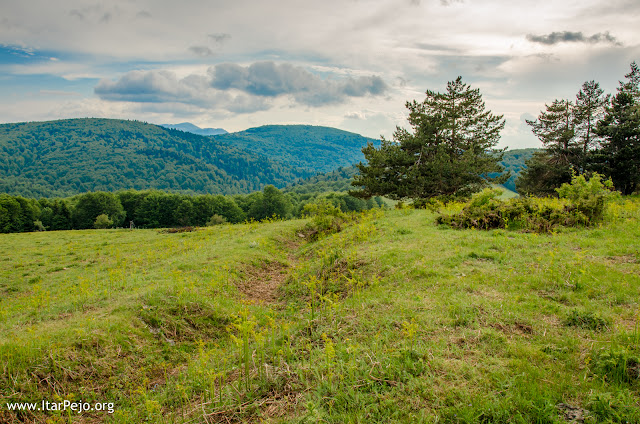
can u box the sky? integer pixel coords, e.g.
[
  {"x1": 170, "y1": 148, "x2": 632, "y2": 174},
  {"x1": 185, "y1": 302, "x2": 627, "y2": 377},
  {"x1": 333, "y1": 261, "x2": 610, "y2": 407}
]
[{"x1": 0, "y1": 0, "x2": 638, "y2": 149}]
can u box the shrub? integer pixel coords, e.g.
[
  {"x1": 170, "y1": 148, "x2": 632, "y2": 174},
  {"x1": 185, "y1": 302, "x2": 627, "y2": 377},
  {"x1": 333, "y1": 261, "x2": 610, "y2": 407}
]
[
  {"x1": 301, "y1": 200, "x2": 348, "y2": 240},
  {"x1": 556, "y1": 173, "x2": 618, "y2": 223},
  {"x1": 94, "y1": 213, "x2": 114, "y2": 229},
  {"x1": 436, "y1": 173, "x2": 619, "y2": 232},
  {"x1": 206, "y1": 214, "x2": 228, "y2": 226}
]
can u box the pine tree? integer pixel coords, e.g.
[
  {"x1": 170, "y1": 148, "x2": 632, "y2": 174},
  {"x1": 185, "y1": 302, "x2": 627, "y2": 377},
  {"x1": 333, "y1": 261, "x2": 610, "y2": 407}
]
[
  {"x1": 526, "y1": 99, "x2": 578, "y2": 166},
  {"x1": 593, "y1": 63, "x2": 640, "y2": 194},
  {"x1": 351, "y1": 77, "x2": 507, "y2": 201},
  {"x1": 621, "y1": 61, "x2": 640, "y2": 100},
  {"x1": 574, "y1": 81, "x2": 610, "y2": 158}
]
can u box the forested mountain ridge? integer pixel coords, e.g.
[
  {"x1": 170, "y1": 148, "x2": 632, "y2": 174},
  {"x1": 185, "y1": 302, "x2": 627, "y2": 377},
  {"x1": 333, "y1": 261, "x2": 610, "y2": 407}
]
[
  {"x1": 0, "y1": 118, "x2": 535, "y2": 199},
  {"x1": 0, "y1": 119, "x2": 310, "y2": 198},
  {"x1": 212, "y1": 125, "x2": 381, "y2": 173}
]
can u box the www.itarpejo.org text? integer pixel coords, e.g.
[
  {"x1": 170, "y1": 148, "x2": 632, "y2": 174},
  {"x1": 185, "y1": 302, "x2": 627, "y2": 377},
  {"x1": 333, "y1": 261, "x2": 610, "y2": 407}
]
[{"x1": 6, "y1": 400, "x2": 114, "y2": 414}]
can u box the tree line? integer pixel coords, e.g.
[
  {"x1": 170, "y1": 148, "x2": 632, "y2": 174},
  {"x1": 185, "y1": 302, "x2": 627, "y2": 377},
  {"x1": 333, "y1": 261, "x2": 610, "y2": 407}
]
[
  {"x1": 0, "y1": 187, "x2": 385, "y2": 233},
  {"x1": 351, "y1": 62, "x2": 639, "y2": 202},
  {"x1": 517, "y1": 62, "x2": 640, "y2": 195}
]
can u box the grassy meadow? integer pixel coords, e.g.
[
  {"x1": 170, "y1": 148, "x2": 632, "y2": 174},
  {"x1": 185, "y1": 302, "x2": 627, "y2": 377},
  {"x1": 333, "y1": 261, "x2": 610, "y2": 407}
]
[{"x1": 1, "y1": 198, "x2": 639, "y2": 423}]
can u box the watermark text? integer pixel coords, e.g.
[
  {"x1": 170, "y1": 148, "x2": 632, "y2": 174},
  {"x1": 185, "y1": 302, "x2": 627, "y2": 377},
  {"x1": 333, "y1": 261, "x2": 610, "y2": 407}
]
[{"x1": 6, "y1": 400, "x2": 114, "y2": 414}]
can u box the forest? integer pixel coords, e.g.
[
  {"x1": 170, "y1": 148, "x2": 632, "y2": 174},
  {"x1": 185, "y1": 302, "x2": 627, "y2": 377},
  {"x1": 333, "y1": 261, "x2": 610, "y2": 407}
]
[
  {"x1": 0, "y1": 120, "x2": 378, "y2": 199},
  {"x1": 0, "y1": 185, "x2": 385, "y2": 233}
]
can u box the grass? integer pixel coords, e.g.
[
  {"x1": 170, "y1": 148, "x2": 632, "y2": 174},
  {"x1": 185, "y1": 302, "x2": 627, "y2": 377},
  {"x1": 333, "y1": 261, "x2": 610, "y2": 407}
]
[{"x1": 1, "y1": 198, "x2": 639, "y2": 423}]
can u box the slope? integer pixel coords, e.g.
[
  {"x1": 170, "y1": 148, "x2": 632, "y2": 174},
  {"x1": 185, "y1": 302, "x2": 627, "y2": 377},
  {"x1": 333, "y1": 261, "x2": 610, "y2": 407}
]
[
  {"x1": 1, "y1": 200, "x2": 638, "y2": 422},
  {"x1": 0, "y1": 119, "x2": 308, "y2": 197},
  {"x1": 213, "y1": 125, "x2": 380, "y2": 173}
]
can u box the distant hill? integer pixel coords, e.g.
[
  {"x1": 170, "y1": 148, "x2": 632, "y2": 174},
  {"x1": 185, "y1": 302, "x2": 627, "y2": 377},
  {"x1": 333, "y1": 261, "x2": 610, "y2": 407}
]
[
  {"x1": 160, "y1": 122, "x2": 227, "y2": 136},
  {"x1": 0, "y1": 119, "x2": 307, "y2": 198},
  {"x1": 213, "y1": 125, "x2": 380, "y2": 174},
  {"x1": 0, "y1": 118, "x2": 536, "y2": 198},
  {"x1": 497, "y1": 148, "x2": 537, "y2": 192}
]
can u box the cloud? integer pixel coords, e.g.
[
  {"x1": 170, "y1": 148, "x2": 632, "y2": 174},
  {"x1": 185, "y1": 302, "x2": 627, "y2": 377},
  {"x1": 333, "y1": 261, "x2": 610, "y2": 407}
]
[
  {"x1": 208, "y1": 33, "x2": 231, "y2": 44},
  {"x1": 526, "y1": 31, "x2": 621, "y2": 46},
  {"x1": 209, "y1": 61, "x2": 388, "y2": 106},
  {"x1": 39, "y1": 89, "x2": 81, "y2": 97},
  {"x1": 100, "y1": 12, "x2": 112, "y2": 24},
  {"x1": 344, "y1": 111, "x2": 365, "y2": 120},
  {"x1": 189, "y1": 46, "x2": 215, "y2": 57},
  {"x1": 136, "y1": 11, "x2": 152, "y2": 19},
  {"x1": 94, "y1": 62, "x2": 389, "y2": 115},
  {"x1": 189, "y1": 33, "x2": 231, "y2": 57},
  {"x1": 94, "y1": 69, "x2": 271, "y2": 114}
]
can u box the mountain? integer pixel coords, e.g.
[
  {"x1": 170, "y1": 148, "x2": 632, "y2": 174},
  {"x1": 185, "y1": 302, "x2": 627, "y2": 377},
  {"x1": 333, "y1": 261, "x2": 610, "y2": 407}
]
[
  {"x1": 160, "y1": 122, "x2": 227, "y2": 136},
  {"x1": 0, "y1": 118, "x2": 534, "y2": 199},
  {"x1": 213, "y1": 125, "x2": 380, "y2": 174},
  {"x1": 0, "y1": 119, "x2": 307, "y2": 198}
]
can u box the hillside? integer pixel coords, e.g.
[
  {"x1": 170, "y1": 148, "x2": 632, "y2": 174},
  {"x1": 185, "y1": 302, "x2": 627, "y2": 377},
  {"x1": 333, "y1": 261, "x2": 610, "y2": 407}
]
[
  {"x1": 498, "y1": 148, "x2": 537, "y2": 192},
  {"x1": 1, "y1": 199, "x2": 638, "y2": 422},
  {"x1": 0, "y1": 118, "x2": 537, "y2": 199},
  {"x1": 0, "y1": 119, "x2": 308, "y2": 198},
  {"x1": 213, "y1": 125, "x2": 381, "y2": 173}
]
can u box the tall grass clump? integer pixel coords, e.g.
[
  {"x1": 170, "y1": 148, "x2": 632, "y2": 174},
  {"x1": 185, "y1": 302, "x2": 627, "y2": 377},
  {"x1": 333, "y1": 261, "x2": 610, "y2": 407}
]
[{"x1": 300, "y1": 200, "x2": 348, "y2": 240}]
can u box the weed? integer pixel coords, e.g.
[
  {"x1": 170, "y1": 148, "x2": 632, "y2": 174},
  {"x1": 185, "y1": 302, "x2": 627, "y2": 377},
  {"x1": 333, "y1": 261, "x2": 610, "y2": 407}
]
[
  {"x1": 590, "y1": 348, "x2": 640, "y2": 386},
  {"x1": 565, "y1": 310, "x2": 610, "y2": 331}
]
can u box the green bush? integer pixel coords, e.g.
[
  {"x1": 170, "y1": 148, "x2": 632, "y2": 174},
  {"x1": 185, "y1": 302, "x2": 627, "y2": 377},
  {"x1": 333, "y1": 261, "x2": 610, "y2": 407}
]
[
  {"x1": 436, "y1": 173, "x2": 619, "y2": 232},
  {"x1": 556, "y1": 173, "x2": 618, "y2": 223},
  {"x1": 206, "y1": 214, "x2": 228, "y2": 226},
  {"x1": 301, "y1": 200, "x2": 348, "y2": 240},
  {"x1": 94, "y1": 213, "x2": 114, "y2": 229}
]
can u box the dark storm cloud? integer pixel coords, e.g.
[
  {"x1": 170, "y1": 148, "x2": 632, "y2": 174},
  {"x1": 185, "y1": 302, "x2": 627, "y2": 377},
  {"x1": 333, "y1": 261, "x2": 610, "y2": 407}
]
[
  {"x1": 209, "y1": 61, "x2": 388, "y2": 106},
  {"x1": 526, "y1": 31, "x2": 621, "y2": 46}
]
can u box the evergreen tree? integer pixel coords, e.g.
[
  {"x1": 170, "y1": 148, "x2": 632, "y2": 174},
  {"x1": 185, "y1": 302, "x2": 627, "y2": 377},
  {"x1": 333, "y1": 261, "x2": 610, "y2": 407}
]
[
  {"x1": 351, "y1": 77, "x2": 507, "y2": 201},
  {"x1": 593, "y1": 64, "x2": 640, "y2": 195},
  {"x1": 520, "y1": 81, "x2": 611, "y2": 195},
  {"x1": 526, "y1": 99, "x2": 578, "y2": 167},
  {"x1": 574, "y1": 81, "x2": 610, "y2": 158},
  {"x1": 621, "y1": 61, "x2": 640, "y2": 100},
  {"x1": 515, "y1": 151, "x2": 572, "y2": 196}
]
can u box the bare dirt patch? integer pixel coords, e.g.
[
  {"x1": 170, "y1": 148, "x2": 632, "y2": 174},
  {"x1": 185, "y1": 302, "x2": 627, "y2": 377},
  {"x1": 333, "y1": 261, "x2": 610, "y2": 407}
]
[
  {"x1": 605, "y1": 254, "x2": 639, "y2": 264},
  {"x1": 237, "y1": 260, "x2": 291, "y2": 305}
]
